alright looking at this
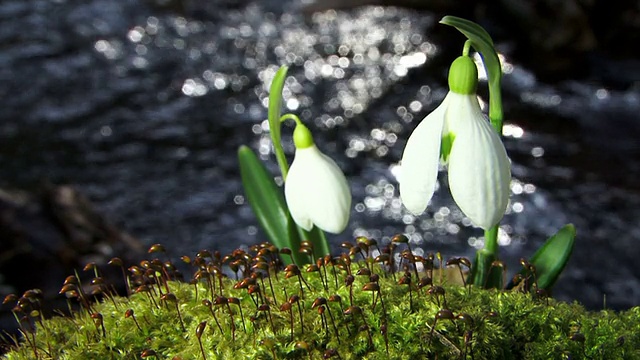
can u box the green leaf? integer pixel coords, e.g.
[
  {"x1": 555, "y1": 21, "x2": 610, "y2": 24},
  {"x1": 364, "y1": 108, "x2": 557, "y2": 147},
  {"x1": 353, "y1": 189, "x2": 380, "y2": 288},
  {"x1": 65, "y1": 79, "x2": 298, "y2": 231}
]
[
  {"x1": 439, "y1": 15, "x2": 503, "y2": 133},
  {"x1": 268, "y1": 66, "x2": 290, "y2": 179},
  {"x1": 508, "y1": 224, "x2": 576, "y2": 291},
  {"x1": 237, "y1": 145, "x2": 305, "y2": 265},
  {"x1": 440, "y1": 15, "x2": 494, "y2": 46}
]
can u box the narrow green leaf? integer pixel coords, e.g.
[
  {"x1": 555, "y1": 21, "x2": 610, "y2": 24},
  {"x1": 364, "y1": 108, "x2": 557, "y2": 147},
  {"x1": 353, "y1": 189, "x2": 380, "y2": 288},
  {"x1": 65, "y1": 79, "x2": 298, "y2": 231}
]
[
  {"x1": 440, "y1": 15, "x2": 494, "y2": 46},
  {"x1": 237, "y1": 145, "x2": 305, "y2": 265},
  {"x1": 508, "y1": 224, "x2": 576, "y2": 291},
  {"x1": 440, "y1": 15, "x2": 503, "y2": 133},
  {"x1": 268, "y1": 66, "x2": 290, "y2": 179}
]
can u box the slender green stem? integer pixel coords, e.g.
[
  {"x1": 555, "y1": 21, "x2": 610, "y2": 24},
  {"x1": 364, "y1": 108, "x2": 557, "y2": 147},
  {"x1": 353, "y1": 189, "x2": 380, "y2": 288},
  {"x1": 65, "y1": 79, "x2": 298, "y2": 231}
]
[
  {"x1": 276, "y1": 113, "x2": 304, "y2": 180},
  {"x1": 483, "y1": 226, "x2": 499, "y2": 254},
  {"x1": 280, "y1": 113, "x2": 303, "y2": 126},
  {"x1": 267, "y1": 66, "x2": 291, "y2": 181},
  {"x1": 462, "y1": 40, "x2": 471, "y2": 57},
  {"x1": 273, "y1": 146, "x2": 290, "y2": 180}
]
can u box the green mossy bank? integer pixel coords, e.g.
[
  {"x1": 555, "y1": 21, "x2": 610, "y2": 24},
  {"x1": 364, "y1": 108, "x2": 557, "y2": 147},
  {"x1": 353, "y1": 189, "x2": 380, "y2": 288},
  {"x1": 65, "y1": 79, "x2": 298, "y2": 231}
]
[{"x1": 3, "y1": 259, "x2": 639, "y2": 360}]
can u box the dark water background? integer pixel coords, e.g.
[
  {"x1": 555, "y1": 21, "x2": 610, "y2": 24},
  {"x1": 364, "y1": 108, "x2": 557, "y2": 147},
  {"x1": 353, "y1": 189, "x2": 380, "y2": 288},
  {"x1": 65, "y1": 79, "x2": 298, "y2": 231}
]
[{"x1": 1, "y1": 0, "x2": 639, "y2": 311}]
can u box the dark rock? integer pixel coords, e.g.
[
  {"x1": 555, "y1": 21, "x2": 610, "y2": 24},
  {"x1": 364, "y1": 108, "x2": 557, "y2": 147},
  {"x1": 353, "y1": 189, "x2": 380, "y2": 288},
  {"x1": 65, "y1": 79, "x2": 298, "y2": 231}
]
[{"x1": 0, "y1": 184, "x2": 144, "y2": 345}]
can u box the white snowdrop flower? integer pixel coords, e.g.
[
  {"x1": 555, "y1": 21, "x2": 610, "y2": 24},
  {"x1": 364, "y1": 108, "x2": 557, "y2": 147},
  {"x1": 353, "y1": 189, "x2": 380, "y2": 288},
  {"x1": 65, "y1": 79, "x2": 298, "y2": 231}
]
[
  {"x1": 400, "y1": 56, "x2": 511, "y2": 230},
  {"x1": 284, "y1": 121, "x2": 351, "y2": 233}
]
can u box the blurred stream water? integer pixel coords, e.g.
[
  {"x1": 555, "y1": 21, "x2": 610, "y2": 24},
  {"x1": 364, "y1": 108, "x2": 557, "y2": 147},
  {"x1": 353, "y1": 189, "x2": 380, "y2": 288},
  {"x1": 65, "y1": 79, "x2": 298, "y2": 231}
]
[{"x1": 1, "y1": 0, "x2": 639, "y2": 310}]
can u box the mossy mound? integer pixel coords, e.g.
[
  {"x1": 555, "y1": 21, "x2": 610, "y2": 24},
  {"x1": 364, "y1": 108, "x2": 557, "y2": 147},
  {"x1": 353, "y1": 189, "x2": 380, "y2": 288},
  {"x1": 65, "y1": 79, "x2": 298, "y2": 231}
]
[{"x1": 3, "y1": 243, "x2": 640, "y2": 359}]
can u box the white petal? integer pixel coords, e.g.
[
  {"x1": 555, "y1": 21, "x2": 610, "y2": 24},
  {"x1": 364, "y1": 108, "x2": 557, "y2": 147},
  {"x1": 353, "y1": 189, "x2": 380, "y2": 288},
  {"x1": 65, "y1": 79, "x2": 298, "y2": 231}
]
[
  {"x1": 285, "y1": 163, "x2": 314, "y2": 231},
  {"x1": 399, "y1": 94, "x2": 450, "y2": 214},
  {"x1": 285, "y1": 145, "x2": 351, "y2": 234},
  {"x1": 447, "y1": 95, "x2": 511, "y2": 229}
]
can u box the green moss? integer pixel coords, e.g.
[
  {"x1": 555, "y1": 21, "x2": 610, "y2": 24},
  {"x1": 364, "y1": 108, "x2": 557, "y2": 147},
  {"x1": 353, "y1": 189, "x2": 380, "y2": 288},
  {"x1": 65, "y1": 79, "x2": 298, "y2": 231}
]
[{"x1": 3, "y1": 252, "x2": 640, "y2": 360}]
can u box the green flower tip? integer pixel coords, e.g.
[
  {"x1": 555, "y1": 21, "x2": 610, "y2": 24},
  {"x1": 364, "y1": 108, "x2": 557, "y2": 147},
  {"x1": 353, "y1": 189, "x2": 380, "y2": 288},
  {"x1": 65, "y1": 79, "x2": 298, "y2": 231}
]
[
  {"x1": 293, "y1": 122, "x2": 314, "y2": 149},
  {"x1": 448, "y1": 56, "x2": 478, "y2": 95}
]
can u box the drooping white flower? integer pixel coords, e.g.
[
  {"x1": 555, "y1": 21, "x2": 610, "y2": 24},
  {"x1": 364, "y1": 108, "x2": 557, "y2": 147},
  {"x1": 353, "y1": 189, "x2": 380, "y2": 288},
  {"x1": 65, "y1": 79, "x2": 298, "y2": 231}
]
[
  {"x1": 284, "y1": 121, "x2": 351, "y2": 234},
  {"x1": 399, "y1": 55, "x2": 511, "y2": 230}
]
